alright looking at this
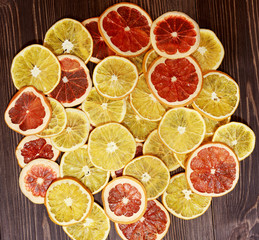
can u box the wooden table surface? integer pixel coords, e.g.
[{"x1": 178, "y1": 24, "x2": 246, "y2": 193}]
[{"x1": 1, "y1": 0, "x2": 258, "y2": 239}]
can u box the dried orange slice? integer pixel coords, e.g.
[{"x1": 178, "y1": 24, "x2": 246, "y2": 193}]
[
  {"x1": 128, "y1": 51, "x2": 146, "y2": 75},
  {"x1": 98, "y1": 3, "x2": 152, "y2": 57},
  {"x1": 142, "y1": 49, "x2": 159, "y2": 73},
  {"x1": 5, "y1": 86, "x2": 51, "y2": 135},
  {"x1": 186, "y1": 143, "x2": 240, "y2": 197},
  {"x1": 203, "y1": 116, "x2": 231, "y2": 138},
  {"x1": 150, "y1": 12, "x2": 200, "y2": 59},
  {"x1": 102, "y1": 176, "x2": 147, "y2": 224}
]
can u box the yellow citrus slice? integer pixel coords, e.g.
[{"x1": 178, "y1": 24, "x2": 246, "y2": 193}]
[
  {"x1": 11, "y1": 44, "x2": 61, "y2": 94},
  {"x1": 122, "y1": 101, "x2": 159, "y2": 142},
  {"x1": 130, "y1": 74, "x2": 166, "y2": 121},
  {"x1": 142, "y1": 49, "x2": 159, "y2": 73},
  {"x1": 173, "y1": 152, "x2": 190, "y2": 169},
  {"x1": 123, "y1": 155, "x2": 170, "y2": 200},
  {"x1": 37, "y1": 97, "x2": 67, "y2": 137},
  {"x1": 162, "y1": 173, "x2": 212, "y2": 220},
  {"x1": 143, "y1": 130, "x2": 180, "y2": 171},
  {"x1": 81, "y1": 88, "x2": 126, "y2": 127},
  {"x1": 93, "y1": 56, "x2": 138, "y2": 99},
  {"x1": 45, "y1": 178, "x2": 94, "y2": 226},
  {"x1": 88, "y1": 123, "x2": 136, "y2": 171},
  {"x1": 158, "y1": 107, "x2": 206, "y2": 154},
  {"x1": 212, "y1": 122, "x2": 256, "y2": 161},
  {"x1": 63, "y1": 202, "x2": 110, "y2": 240},
  {"x1": 51, "y1": 108, "x2": 90, "y2": 152},
  {"x1": 60, "y1": 145, "x2": 110, "y2": 194},
  {"x1": 191, "y1": 29, "x2": 224, "y2": 72},
  {"x1": 44, "y1": 18, "x2": 93, "y2": 63},
  {"x1": 128, "y1": 51, "x2": 146, "y2": 75},
  {"x1": 192, "y1": 71, "x2": 240, "y2": 120},
  {"x1": 203, "y1": 116, "x2": 231, "y2": 137}
]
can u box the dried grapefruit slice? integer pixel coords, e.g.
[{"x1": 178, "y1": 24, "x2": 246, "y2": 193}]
[
  {"x1": 115, "y1": 200, "x2": 170, "y2": 240},
  {"x1": 19, "y1": 159, "x2": 59, "y2": 204},
  {"x1": 49, "y1": 55, "x2": 92, "y2": 107},
  {"x1": 150, "y1": 12, "x2": 200, "y2": 59},
  {"x1": 98, "y1": 3, "x2": 152, "y2": 57},
  {"x1": 102, "y1": 176, "x2": 147, "y2": 224},
  {"x1": 142, "y1": 49, "x2": 159, "y2": 73},
  {"x1": 5, "y1": 86, "x2": 51, "y2": 135},
  {"x1": 147, "y1": 56, "x2": 202, "y2": 107},
  {"x1": 186, "y1": 143, "x2": 240, "y2": 197},
  {"x1": 16, "y1": 135, "x2": 60, "y2": 168}
]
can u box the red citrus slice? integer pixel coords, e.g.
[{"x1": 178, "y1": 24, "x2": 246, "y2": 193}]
[
  {"x1": 102, "y1": 176, "x2": 147, "y2": 224},
  {"x1": 16, "y1": 135, "x2": 60, "y2": 168},
  {"x1": 186, "y1": 143, "x2": 240, "y2": 197},
  {"x1": 150, "y1": 12, "x2": 200, "y2": 59},
  {"x1": 115, "y1": 200, "x2": 170, "y2": 240},
  {"x1": 98, "y1": 3, "x2": 152, "y2": 57},
  {"x1": 82, "y1": 17, "x2": 115, "y2": 63},
  {"x1": 19, "y1": 159, "x2": 59, "y2": 204},
  {"x1": 49, "y1": 55, "x2": 92, "y2": 107},
  {"x1": 147, "y1": 56, "x2": 202, "y2": 107},
  {"x1": 4, "y1": 86, "x2": 51, "y2": 135}
]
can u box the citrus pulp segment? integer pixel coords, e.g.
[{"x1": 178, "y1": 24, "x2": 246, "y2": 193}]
[
  {"x1": 123, "y1": 155, "x2": 170, "y2": 200},
  {"x1": 88, "y1": 123, "x2": 136, "y2": 171},
  {"x1": 115, "y1": 200, "x2": 170, "y2": 240},
  {"x1": 162, "y1": 173, "x2": 212, "y2": 220},
  {"x1": 142, "y1": 49, "x2": 159, "y2": 73},
  {"x1": 158, "y1": 107, "x2": 206, "y2": 154},
  {"x1": 147, "y1": 56, "x2": 203, "y2": 107},
  {"x1": 186, "y1": 143, "x2": 240, "y2": 197},
  {"x1": 102, "y1": 176, "x2": 147, "y2": 224},
  {"x1": 60, "y1": 145, "x2": 110, "y2": 194},
  {"x1": 11, "y1": 44, "x2": 61, "y2": 94},
  {"x1": 81, "y1": 88, "x2": 126, "y2": 127},
  {"x1": 63, "y1": 202, "x2": 110, "y2": 240},
  {"x1": 212, "y1": 122, "x2": 256, "y2": 161},
  {"x1": 44, "y1": 18, "x2": 93, "y2": 63},
  {"x1": 51, "y1": 108, "x2": 90, "y2": 152},
  {"x1": 19, "y1": 159, "x2": 59, "y2": 204},
  {"x1": 193, "y1": 71, "x2": 240, "y2": 120},
  {"x1": 93, "y1": 56, "x2": 138, "y2": 99},
  {"x1": 128, "y1": 51, "x2": 146, "y2": 75},
  {"x1": 45, "y1": 178, "x2": 94, "y2": 226},
  {"x1": 150, "y1": 12, "x2": 200, "y2": 59},
  {"x1": 98, "y1": 3, "x2": 152, "y2": 57},
  {"x1": 5, "y1": 86, "x2": 52, "y2": 135}
]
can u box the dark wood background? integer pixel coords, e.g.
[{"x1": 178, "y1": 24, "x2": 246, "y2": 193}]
[{"x1": 1, "y1": 0, "x2": 258, "y2": 239}]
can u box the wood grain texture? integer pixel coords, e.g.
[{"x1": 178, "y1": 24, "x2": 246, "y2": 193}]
[{"x1": 0, "y1": 0, "x2": 258, "y2": 239}]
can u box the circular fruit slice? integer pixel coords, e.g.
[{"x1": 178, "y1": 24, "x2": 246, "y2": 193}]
[
  {"x1": 93, "y1": 56, "x2": 138, "y2": 99},
  {"x1": 192, "y1": 29, "x2": 224, "y2": 72},
  {"x1": 162, "y1": 173, "x2": 212, "y2": 220},
  {"x1": 203, "y1": 116, "x2": 231, "y2": 137},
  {"x1": 16, "y1": 135, "x2": 60, "y2": 168},
  {"x1": 130, "y1": 74, "x2": 166, "y2": 121},
  {"x1": 19, "y1": 159, "x2": 59, "y2": 204},
  {"x1": 158, "y1": 107, "x2": 206, "y2": 154},
  {"x1": 192, "y1": 71, "x2": 240, "y2": 120},
  {"x1": 49, "y1": 55, "x2": 92, "y2": 107},
  {"x1": 88, "y1": 123, "x2": 136, "y2": 171},
  {"x1": 82, "y1": 17, "x2": 115, "y2": 63},
  {"x1": 143, "y1": 130, "x2": 180, "y2": 171},
  {"x1": 173, "y1": 152, "x2": 192, "y2": 169},
  {"x1": 147, "y1": 56, "x2": 202, "y2": 107},
  {"x1": 63, "y1": 202, "x2": 110, "y2": 240},
  {"x1": 128, "y1": 51, "x2": 146, "y2": 75},
  {"x1": 115, "y1": 200, "x2": 170, "y2": 240},
  {"x1": 98, "y1": 3, "x2": 152, "y2": 57},
  {"x1": 60, "y1": 145, "x2": 110, "y2": 194},
  {"x1": 5, "y1": 86, "x2": 52, "y2": 135},
  {"x1": 44, "y1": 18, "x2": 93, "y2": 63},
  {"x1": 11, "y1": 44, "x2": 61, "y2": 94},
  {"x1": 102, "y1": 176, "x2": 147, "y2": 224},
  {"x1": 51, "y1": 108, "x2": 90, "y2": 152},
  {"x1": 122, "y1": 101, "x2": 159, "y2": 142},
  {"x1": 142, "y1": 49, "x2": 159, "y2": 73},
  {"x1": 37, "y1": 97, "x2": 67, "y2": 137},
  {"x1": 212, "y1": 122, "x2": 256, "y2": 161},
  {"x1": 123, "y1": 155, "x2": 170, "y2": 200},
  {"x1": 81, "y1": 88, "x2": 126, "y2": 127},
  {"x1": 150, "y1": 12, "x2": 200, "y2": 59},
  {"x1": 186, "y1": 143, "x2": 240, "y2": 197},
  {"x1": 45, "y1": 178, "x2": 94, "y2": 226}
]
